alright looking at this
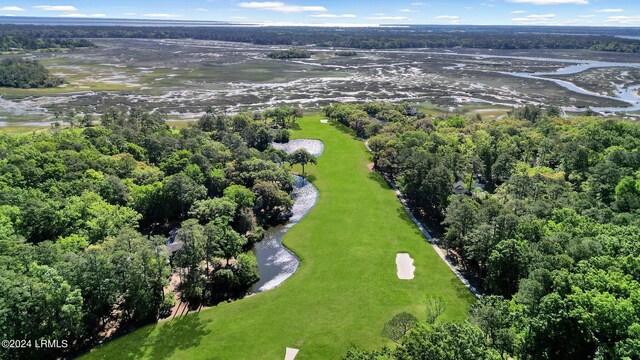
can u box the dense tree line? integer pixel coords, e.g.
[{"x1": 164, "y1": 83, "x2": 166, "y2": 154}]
[
  {"x1": 324, "y1": 102, "x2": 409, "y2": 138},
  {"x1": 0, "y1": 105, "x2": 304, "y2": 358},
  {"x1": 0, "y1": 34, "x2": 94, "y2": 52},
  {"x1": 267, "y1": 48, "x2": 311, "y2": 59},
  {"x1": 346, "y1": 295, "x2": 526, "y2": 360},
  {"x1": 0, "y1": 58, "x2": 64, "y2": 88},
  {"x1": 333, "y1": 102, "x2": 640, "y2": 359},
  {"x1": 1, "y1": 24, "x2": 639, "y2": 52}
]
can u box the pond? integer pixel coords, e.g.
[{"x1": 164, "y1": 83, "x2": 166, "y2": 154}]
[
  {"x1": 271, "y1": 139, "x2": 324, "y2": 157},
  {"x1": 250, "y1": 139, "x2": 324, "y2": 293},
  {"x1": 250, "y1": 175, "x2": 318, "y2": 293}
]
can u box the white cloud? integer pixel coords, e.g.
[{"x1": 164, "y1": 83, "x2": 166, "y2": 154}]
[
  {"x1": 436, "y1": 15, "x2": 460, "y2": 19},
  {"x1": 596, "y1": 9, "x2": 623, "y2": 13},
  {"x1": 507, "y1": 0, "x2": 587, "y2": 5},
  {"x1": 411, "y1": 2, "x2": 427, "y2": 5},
  {"x1": 194, "y1": 8, "x2": 209, "y2": 12},
  {"x1": 311, "y1": 13, "x2": 356, "y2": 18},
  {"x1": 254, "y1": 21, "x2": 380, "y2": 27},
  {"x1": 400, "y1": 9, "x2": 418, "y2": 13},
  {"x1": 142, "y1": 13, "x2": 181, "y2": 18},
  {"x1": 0, "y1": 6, "x2": 25, "y2": 12},
  {"x1": 367, "y1": 16, "x2": 409, "y2": 20},
  {"x1": 238, "y1": 2, "x2": 327, "y2": 13},
  {"x1": 123, "y1": 12, "x2": 136, "y2": 16},
  {"x1": 525, "y1": 13, "x2": 556, "y2": 18},
  {"x1": 33, "y1": 5, "x2": 78, "y2": 12},
  {"x1": 606, "y1": 15, "x2": 640, "y2": 25},
  {"x1": 513, "y1": 13, "x2": 557, "y2": 22},
  {"x1": 59, "y1": 13, "x2": 106, "y2": 18},
  {"x1": 238, "y1": 1, "x2": 282, "y2": 9},
  {"x1": 511, "y1": 10, "x2": 526, "y2": 14},
  {"x1": 577, "y1": 14, "x2": 594, "y2": 18}
]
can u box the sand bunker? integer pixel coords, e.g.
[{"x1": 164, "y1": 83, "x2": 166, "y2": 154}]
[
  {"x1": 320, "y1": 119, "x2": 329, "y2": 124},
  {"x1": 285, "y1": 347, "x2": 299, "y2": 360},
  {"x1": 396, "y1": 253, "x2": 415, "y2": 280}
]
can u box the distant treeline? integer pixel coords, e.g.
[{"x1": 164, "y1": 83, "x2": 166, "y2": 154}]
[
  {"x1": 1, "y1": 24, "x2": 639, "y2": 52},
  {"x1": 0, "y1": 34, "x2": 94, "y2": 52},
  {"x1": 0, "y1": 58, "x2": 64, "y2": 88}
]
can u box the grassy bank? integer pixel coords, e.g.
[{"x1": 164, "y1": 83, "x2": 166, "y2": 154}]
[{"x1": 84, "y1": 115, "x2": 475, "y2": 360}]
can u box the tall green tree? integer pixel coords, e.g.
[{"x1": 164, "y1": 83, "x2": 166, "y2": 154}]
[{"x1": 288, "y1": 149, "x2": 317, "y2": 174}]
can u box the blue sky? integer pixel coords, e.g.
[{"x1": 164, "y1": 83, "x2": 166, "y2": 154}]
[{"x1": 1, "y1": 0, "x2": 639, "y2": 26}]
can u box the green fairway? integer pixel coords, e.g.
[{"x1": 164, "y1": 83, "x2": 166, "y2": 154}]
[{"x1": 84, "y1": 115, "x2": 475, "y2": 360}]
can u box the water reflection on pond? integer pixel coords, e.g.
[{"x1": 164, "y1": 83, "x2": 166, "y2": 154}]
[
  {"x1": 250, "y1": 139, "x2": 323, "y2": 293},
  {"x1": 271, "y1": 139, "x2": 324, "y2": 157},
  {"x1": 250, "y1": 175, "x2": 318, "y2": 293}
]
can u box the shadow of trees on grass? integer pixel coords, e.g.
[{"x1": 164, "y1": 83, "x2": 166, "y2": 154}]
[
  {"x1": 100, "y1": 315, "x2": 211, "y2": 360},
  {"x1": 329, "y1": 121, "x2": 360, "y2": 140},
  {"x1": 396, "y1": 207, "x2": 427, "y2": 239},
  {"x1": 367, "y1": 171, "x2": 391, "y2": 190},
  {"x1": 302, "y1": 173, "x2": 317, "y2": 183}
]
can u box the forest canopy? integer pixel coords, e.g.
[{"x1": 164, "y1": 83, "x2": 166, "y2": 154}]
[
  {"x1": 0, "y1": 34, "x2": 94, "y2": 52},
  {"x1": 0, "y1": 105, "x2": 305, "y2": 359},
  {"x1": 1, "y1": 24, "x2": 639, "y2": 52},
  {"x1": 0, "y1": 58, "x2": 64, "y2": 88}
]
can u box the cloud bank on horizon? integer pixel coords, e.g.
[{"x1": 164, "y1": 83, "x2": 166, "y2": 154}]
[{"x1": 0, "y1": 0, "x2": 639, "y2": 26}]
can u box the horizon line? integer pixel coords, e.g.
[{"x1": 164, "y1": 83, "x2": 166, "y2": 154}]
[{"x1": 1, "y1": 16, "x2": 640, "y2": 28}]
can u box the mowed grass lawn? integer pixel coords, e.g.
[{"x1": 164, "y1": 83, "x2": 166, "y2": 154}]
[{"x1": 84, "y1": 115, "x2": 476, "y2": 360}]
